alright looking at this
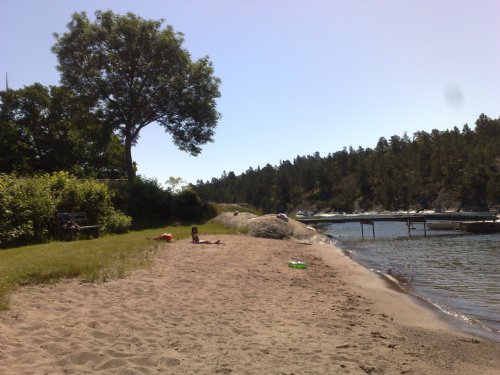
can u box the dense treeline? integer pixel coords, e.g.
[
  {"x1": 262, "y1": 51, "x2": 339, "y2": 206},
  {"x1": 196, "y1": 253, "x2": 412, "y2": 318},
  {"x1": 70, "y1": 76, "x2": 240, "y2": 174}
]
[{"x1": 194, "y1": 114, "x2": 500, "y2": 213}]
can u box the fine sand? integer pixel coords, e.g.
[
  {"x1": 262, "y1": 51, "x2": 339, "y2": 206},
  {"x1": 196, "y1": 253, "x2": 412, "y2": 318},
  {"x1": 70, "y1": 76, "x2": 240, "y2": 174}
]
[{"x1": 1, "y1": 234, "x2": 500, "y2": 374}]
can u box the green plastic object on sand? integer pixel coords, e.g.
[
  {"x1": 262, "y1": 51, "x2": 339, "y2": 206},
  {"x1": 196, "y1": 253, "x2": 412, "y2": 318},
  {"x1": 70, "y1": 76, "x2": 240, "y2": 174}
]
[{"x1": 288, "y1": 260, "x2": 307, "y2": 269}]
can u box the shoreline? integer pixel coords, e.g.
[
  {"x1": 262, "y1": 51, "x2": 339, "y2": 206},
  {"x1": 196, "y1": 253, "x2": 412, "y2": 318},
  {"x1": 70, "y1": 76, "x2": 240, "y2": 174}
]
[
  {"x1": 1, "y1": 234, "x2": 500, "y2": 374},
  {"x1": 313, "y1": 240, "x2": 453, "y2": 331},
  {"x1": 329, "y1": 236, "x2": 500, "y2": 343}
]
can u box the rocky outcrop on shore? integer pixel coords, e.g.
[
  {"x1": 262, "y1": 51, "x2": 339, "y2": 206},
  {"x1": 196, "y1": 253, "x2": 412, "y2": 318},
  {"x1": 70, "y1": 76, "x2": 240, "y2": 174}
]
[{"x1": 212, "y1": 212, "x2": 319, "y2": 241}]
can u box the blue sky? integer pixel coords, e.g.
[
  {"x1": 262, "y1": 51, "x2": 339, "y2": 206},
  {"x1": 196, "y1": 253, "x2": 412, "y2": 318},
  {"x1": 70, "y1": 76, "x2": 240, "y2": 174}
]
[{"x1": 1, "y1": 0, "x2": 499, "y2": 186}]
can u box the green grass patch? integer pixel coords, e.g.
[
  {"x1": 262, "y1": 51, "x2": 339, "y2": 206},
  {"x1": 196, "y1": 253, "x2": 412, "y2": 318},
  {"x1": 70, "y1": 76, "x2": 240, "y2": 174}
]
[{"x1": 0, "y1": 222, "x2": 238, "y2": 310}]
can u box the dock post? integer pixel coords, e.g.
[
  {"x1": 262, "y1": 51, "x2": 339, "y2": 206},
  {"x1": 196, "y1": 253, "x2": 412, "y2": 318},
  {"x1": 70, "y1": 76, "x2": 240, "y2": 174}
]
[{"x1": 360, "y1": 220, "x2": 375, "y2": 238}]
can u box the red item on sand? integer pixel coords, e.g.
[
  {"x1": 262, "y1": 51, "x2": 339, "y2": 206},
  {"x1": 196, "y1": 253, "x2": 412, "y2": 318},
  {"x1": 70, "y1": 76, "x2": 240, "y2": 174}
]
[
  {"x1": 162, "y1": 233, "x2": 173, "y2": 242},
  {"x1": 151, "y1": 233, "x2": 173, "y2": 242}
]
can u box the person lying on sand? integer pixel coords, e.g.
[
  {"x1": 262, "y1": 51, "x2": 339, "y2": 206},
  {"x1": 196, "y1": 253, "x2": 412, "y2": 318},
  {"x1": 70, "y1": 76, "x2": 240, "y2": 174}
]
[{"x1": 191, "y1": 227, "x2": 221, "y2": 244}]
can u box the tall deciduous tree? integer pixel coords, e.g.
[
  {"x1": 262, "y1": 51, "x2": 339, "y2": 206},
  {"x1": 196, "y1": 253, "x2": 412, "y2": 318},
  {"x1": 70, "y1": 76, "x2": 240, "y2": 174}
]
[{"x1": 52, "y1": 11, "x2": 221, "y2": 182}]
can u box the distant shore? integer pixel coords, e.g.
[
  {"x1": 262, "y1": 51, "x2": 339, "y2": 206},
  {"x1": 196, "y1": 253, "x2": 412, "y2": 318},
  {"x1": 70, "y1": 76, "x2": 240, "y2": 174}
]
[{"x1": 1, "y1": 234, "x2": 500, "y2": 374}]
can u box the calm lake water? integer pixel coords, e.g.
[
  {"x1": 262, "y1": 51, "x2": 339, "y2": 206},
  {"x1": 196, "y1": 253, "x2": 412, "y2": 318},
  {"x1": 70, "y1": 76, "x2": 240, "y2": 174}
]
[{"x1": 321, "y1": 221, "x2": 500, "y2": 341}]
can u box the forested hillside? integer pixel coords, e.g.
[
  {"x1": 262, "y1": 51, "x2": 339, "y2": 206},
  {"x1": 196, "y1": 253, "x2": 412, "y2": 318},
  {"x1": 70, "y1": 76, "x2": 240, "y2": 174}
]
[{"x1": 194, "y1": 114, "x2": 500, "y2": 213}]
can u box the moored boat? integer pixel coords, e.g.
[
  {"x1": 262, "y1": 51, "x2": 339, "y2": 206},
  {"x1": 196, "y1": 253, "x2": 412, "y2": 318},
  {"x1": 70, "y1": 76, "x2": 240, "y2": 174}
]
[
  {"x1": 296, "y1": 210, "x2": 313, "y2": 218},
  {"x1": 426, "y1": 221, "x2": 459, "y2": 230},
  {"x1": 458, "y1": 221, "x2": 500, "y2": 233}
]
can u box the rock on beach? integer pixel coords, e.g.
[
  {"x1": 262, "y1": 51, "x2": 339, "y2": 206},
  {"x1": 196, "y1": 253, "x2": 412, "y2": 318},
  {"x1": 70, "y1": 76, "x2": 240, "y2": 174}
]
[{"x1": 212, "y1": 212, "x2": 318, "y2": 241}]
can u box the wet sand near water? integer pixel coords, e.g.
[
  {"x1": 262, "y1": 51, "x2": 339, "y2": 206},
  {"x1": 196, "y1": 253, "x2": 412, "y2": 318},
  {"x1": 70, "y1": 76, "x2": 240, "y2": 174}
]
[{"x1": 1, "y1": 234, "x2": 500, "y2": 374}]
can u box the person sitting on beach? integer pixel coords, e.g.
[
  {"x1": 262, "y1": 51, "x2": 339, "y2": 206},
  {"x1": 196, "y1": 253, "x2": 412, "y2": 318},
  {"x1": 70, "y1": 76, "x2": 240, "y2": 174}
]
[
  {"x1": 64, "y1": 220, "x2": 80, "y2": 233},
  {"x1": 58, "y1": 214, "x2": 79, "y2": 232},
  {"x1": 191, "y1": 226, "x2": 221, "y2": 244}
]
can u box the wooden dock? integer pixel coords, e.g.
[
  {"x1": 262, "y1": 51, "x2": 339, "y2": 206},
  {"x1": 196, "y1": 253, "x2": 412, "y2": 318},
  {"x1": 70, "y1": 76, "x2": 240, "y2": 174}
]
[{"x1": 298, "y1": 212, "x2": 497, "y2": 238}]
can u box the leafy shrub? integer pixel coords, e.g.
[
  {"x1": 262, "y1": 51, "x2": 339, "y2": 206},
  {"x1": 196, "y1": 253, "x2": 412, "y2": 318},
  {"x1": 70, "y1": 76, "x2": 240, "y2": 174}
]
[
  {"x1": 0, "y1": 174, "x2": 56, "y2": 246},
  {"x1": 0, "y1": 172, "x2": 132, "y2": 247},
  {"x1": 174, "y1": 188, "x2": 218, "y2": 223},
  {"x1": 112, "y1": 176, "x2": 174, "y2": 227},
  {"x1": 56, "y1": 174, "x2": 114, "y2": 223},
  {"x1": 202, "y1": 201, "x2": 219, "y2": 221},
  {"x1": 99, "y1": 210, "x2": 132, "y2": 233}
]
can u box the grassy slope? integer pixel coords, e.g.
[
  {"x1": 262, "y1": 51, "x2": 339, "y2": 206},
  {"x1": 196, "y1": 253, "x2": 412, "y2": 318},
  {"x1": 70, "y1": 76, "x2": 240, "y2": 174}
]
[{"x1": 0, "y1": 223, "x2": 238, "y2": 310}]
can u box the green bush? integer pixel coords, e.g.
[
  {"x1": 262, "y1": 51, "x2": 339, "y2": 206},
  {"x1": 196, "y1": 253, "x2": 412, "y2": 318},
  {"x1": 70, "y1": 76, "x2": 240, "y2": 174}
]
[
  {"x1": 0, "y1": 174, "x2": 57, "y2": 246},
  {"x1": 99, "y1": 210, "x2": 132, "y2": 233},
  {"x1": 112, "y1": 176, "x2": 174, "y2": 227},
  {"x1": 0, "y1": 172, "x2": 133, "y2": 247},
  {"x1": 56, "y1": 174, "x2": 114, "y2": 223},
  {"x1": 201, "y1": 201, "x2": 219, "y2": 221},
  {"x1": 174, "y1": 188, "x2": 218, "y2": 223}
]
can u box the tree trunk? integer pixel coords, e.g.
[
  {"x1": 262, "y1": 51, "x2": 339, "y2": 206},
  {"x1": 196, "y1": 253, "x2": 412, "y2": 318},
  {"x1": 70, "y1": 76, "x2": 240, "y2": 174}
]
[{"x1": 125, "y1": 135, "x2": 135, "y2": 183}]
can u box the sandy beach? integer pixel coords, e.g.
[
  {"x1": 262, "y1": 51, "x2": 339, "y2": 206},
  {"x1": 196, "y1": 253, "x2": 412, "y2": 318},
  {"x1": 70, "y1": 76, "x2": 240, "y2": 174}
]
[{"x1": 2, "y1": 234, "x2": 500, "y2": 374}]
